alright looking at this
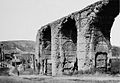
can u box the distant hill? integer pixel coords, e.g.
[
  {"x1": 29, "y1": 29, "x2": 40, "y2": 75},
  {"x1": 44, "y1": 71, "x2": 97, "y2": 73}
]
[
  {"x1": 0, "y1": 40, "x2": 120, "y2": 56},
  {"x1": 112, "y1": 46, "x2": 120, "y2": 57},
  {"x1": 0, "y1": 40, "x2": 35, "y2": 54}
]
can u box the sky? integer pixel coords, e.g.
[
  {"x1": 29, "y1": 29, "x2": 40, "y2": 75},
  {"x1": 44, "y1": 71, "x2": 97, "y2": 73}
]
[{"x1": 0, "y1": 0, "x2": 120, "y2": 46}]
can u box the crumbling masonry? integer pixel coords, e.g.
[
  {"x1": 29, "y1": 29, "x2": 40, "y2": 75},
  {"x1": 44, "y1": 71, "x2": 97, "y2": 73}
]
[{"x1": 36, "y1": 0, "x2": 119, "y2": 76}]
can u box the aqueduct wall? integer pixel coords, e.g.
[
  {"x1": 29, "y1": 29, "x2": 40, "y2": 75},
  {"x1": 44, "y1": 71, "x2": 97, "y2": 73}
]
[{"x1": 36, "y1": 0, "x2": 119, "y2": 76}]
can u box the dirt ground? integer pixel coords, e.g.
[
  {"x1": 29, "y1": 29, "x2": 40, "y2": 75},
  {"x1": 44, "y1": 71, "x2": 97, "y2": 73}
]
[{"x1": 0, "y1": 75, "x2": 120, "y2": 83}]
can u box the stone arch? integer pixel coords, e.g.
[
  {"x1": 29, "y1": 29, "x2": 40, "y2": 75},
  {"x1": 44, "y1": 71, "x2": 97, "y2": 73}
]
[
  {"x1": 60, "y1": 17, "x2": 77, "y2": 44},
  {"x1": 62, "y1": 41, "x2": 76, "y2": 52},
  {"x1": 62, "y1": 41, "x2": 77, "y2": 74},
  {"x1": 37, "y1": 25, "x2": 51, "y2": 75},
  {"x1": 94, "y1": 35, "x2": 110, "y2": 53},
  {"x1": 62, "y1": 41, "x2": 76, "y2": 59},
  {"x1": 41, "y1": 25, "x2": 51, "y2": 59},
  {"x1": 58, "y1": 17, "x2": 77, "y2": 74}
]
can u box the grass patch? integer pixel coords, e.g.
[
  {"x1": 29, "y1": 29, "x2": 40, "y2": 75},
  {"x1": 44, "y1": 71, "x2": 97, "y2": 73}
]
[
  {"x1": 69, "y1": 79, "x2": 120, "y2": 83},
  {"x1": 23, "y1": 77, "x2": 45, "y2": 81}
]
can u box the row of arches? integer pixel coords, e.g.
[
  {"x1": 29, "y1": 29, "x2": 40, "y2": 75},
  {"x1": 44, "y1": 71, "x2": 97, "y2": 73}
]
[
  {"x1": 36, "y1": 0, "x2": 119, "y2": 76},
  {"x1": 38, "y1": 17, "x2": 109, "y2": 75}
]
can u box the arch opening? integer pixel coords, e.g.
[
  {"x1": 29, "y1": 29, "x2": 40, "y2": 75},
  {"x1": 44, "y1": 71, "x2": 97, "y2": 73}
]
[
  {"x1": 60, "y1": 18, "x2": 77, "y2": 74},
  {"x1": 40, "y1": 26, "x2": 51, "y2": 75},
  {"x1": 42, "y1": 26, "x2": 51, "y2": 49},
  {"x1": 95, "y1": 52, "x2": 107, "y2": 73},
  {"x1": 110, "y1": 15, "x2": 120, "y2": 47},
  {"x1": 61, "y1": 18, "x2": 77, "y2": 43}
]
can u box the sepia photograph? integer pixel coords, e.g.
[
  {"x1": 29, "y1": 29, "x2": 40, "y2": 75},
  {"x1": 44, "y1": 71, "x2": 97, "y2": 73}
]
[{"x1": 0, "y1": 0, "x2": 120, "y2": 83}]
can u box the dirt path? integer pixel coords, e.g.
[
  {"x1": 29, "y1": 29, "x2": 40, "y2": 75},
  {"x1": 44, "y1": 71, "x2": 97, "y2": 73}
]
[
  {"x1": 19, "y1": 74, "x2": 120, "y2": 81},
  {"x1": 0, "y1": 75, "x2": 120, "y2": 83}
]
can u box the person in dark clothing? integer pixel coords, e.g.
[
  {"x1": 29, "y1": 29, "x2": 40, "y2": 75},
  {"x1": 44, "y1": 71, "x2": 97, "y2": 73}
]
[
  {"x1": 71, "y1": 58, "x2": 78, "y2": 73},
  {"x1": 36, "y1": 60, "x2": 41, "y2": 74}
]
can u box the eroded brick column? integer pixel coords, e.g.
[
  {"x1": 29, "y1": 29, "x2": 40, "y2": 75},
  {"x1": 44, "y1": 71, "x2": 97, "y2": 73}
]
[
  {"x1": 35, "y1": 31, "x2": 41, "y2": 73},
  {"x1": 87, "y1": 29, "x2": 95, "y2": 69},
  {"x1": 58, "y1": 32, "x2": 64, "y2": 75},
  {"x1": 51, "y1": 28, "x2": 60, "y2": 76},
  {"x1": 39, "y1": 41, "x2": 44, "y2": 74},
  {"x1": 77, "y1": 14, "x2": 95, "y2": 71},
  {"x1": 77, "y1": 24, "x2": 89, "y2": 71}
]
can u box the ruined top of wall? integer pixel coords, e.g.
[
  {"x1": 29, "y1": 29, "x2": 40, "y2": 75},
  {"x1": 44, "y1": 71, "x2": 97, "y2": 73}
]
[
  {"x1": 36, "y1": 0, "x2": 119, "y2": 59},
  {"x1": 37, "y1": 0, "x2": 119, "y2": 33}
]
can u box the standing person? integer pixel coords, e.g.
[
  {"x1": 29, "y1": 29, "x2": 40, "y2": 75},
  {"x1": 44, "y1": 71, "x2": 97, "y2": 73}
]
[
  {"x1": 31, "y1": 63, "x2": 34, "y2": 70},
  {"x1": 17, "y1": 66, "x2": 19, "y2": 76},
  {"x1": 15, "y1": 62, "x2": 19, "y2": 76},
  {"x1": 0, "y1": 44, "x2": 5, "y2": 62},
  {"x1": 71, "y1": 58, "x2": 78, "y2": 73},
  {"x1": 38, "y1": 62, "x2": 41, "y2": 74},
  {"x1": 0, "y1": 47, "x2": 2, "y2": 62},
  {"x1": 18, "y1": 64, "x2": 23, "y2": 75},
  {"x1": 36, "y1": 59, "x2": 40, "y2": 74}
]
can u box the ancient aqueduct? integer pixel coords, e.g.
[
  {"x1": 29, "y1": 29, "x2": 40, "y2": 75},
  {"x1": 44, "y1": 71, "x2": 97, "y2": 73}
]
[{"x1": 36, "y1": 0, "x2": 119, "y2": 76}]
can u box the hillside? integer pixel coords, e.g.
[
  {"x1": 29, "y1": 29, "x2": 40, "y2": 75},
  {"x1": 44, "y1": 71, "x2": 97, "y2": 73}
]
[
  {"x1": 0, "y1": 40, "x2": 35, "y2": 54},
  {"x1": 0, "y1": 40, "x2": 120, "y2": 56}
]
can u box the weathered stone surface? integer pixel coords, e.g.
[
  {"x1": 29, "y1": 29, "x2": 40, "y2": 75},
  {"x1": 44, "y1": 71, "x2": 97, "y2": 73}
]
[{"x1": 36, "y1": 0, "x2": 119, "y2": 76}]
